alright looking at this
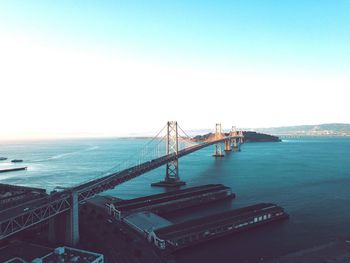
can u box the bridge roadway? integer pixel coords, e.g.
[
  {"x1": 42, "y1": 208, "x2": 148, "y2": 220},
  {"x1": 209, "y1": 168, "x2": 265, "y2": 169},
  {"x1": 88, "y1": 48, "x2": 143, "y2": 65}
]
[{"x1": 0, "y1": 138, "x2": 232, "y2": 240}]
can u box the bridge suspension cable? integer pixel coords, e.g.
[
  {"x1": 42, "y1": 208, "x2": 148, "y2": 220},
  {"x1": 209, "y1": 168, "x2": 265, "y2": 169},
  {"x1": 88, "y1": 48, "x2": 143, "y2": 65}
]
[
  {"x1": 177, "y1": 124, "x2": 199, "y2": 149},
  {"x1": 73, "y1": 123, "x2": 169, "y2": 187}
]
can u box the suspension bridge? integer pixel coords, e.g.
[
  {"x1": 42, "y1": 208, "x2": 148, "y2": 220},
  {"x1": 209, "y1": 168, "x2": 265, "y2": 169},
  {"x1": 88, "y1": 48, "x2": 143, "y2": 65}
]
[{"x1": 0, "y1": 121, "x2": 244, "y2": 245}]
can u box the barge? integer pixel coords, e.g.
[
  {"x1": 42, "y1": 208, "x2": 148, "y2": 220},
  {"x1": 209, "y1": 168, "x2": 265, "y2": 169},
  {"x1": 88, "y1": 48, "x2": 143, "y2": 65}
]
[
  {"x1": 106, "y1": 184, "x2": 234, "y2": 220},
  {"x1": 11, "y1": 159, "x2": 23, "y2": 163},
  {"x1": 0, "y1": 157, "x2": 7, "y2": 161},
  {"x1": 0, "y1": 167, "x2": 27, "y2": 173},
  {"x1": 148, "y1": 203, "x2": 288, "y2": 250}
]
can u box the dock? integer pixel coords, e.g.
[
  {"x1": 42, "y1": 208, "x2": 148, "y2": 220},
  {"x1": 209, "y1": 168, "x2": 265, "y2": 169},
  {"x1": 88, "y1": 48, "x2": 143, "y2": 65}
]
[
  {"x1": 151, "y1": 203, "x2": 288, "y2": 251},
  {"x1": 0, "y1": 167, "x2": 27, "y2": 173},
  {"x1": 106, "y1": 184, "x2": 235, "y2": 220}
]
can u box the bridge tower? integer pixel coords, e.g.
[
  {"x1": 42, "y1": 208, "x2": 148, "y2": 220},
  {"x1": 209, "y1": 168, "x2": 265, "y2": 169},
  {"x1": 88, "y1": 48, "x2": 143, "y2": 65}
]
[
  {"x1": 231, "y1": 126, "x2": 239, "y2": 151},
  {"x1": 152, "y1": 121, "x2": 186, "y2": 187},
  {"x1": 238, "y1": 130, "x2": 244, "y2": 144},
  {"x1": 226, "y1": 126, "x2": 234, "y2": 152},
  {"x1": 213, "y1": 123, "x2": 224, "y2": 157}
]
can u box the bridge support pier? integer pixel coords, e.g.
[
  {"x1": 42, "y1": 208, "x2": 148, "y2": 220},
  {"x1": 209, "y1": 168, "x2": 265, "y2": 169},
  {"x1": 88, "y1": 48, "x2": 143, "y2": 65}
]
[
  {"x1": 230, "y1": 127, "x2": 243, "y2": 152},
  {"x1": 232, "y1": 139, "x2": 239, "y2": 151},
  {"x1": 239, "y1": 130, "x2": 244, "y2": 144},
  {"x1": 224, "y1": 140, "x2": 231, "y2": 152},
  {"x1": 152, "y1": 121, "x2": 186, "y2": 187},
  {"x1": 66, "y1": 191, "x2": 80, "y2": 246}
]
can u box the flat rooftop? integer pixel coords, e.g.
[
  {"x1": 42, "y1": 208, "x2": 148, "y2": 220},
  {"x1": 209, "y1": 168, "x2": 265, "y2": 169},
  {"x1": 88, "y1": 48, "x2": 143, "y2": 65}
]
[
  {"x1": 0, "y1": 183, "x2": 46, "y2": 193},
  {"x1": 155, "y1": 203, "x2": 281, "y2": 240},
  {"x1": 86, "y1": 195, "x2": 118, "y2": 207},
  {"x1": 0, "y1": 242, "x2": 103, "y2": 263},
  {"x1": 0, "y1": 241, "x2": 52, "y2": 262},
  {"x1": 124, "y1": 211, "x2": 173, "y2": 232},
  {"x1": 40, "y1": 246, "x2": 103, "y2": 263},
  {"x1": 0, "y1": 184, "x2": 47, "y2": 210},
  {"x1": 112, "y1": 184, "x2": 230, "y2": 212}
]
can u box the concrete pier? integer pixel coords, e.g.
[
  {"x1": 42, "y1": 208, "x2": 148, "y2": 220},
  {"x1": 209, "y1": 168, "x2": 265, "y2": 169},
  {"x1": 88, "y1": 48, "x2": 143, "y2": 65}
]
[
  {"x1": 224, "y1": 140, "x2": 231, "y2": 152},
  {"x1": 66, "y1": 191, "x2": 79, "y2": 246}
]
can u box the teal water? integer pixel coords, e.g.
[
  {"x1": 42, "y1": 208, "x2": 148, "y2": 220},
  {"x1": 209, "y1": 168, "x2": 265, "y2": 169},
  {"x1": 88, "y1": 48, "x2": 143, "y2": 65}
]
[{"x1": 1, "y1": 137, "x2": 350, "y2": 262}]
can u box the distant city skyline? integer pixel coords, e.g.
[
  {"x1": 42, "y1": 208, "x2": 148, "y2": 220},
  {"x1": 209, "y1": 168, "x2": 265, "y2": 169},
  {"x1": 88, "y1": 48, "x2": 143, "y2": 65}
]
[{"x1": 1, "y1": 1, "x2": 349, "y2": 140}]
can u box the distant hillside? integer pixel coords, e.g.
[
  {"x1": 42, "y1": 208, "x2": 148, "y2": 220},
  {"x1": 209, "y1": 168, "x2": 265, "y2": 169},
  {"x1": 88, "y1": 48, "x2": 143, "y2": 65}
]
[
  {"x1": 193, "y1": 131, "x2": 280, "y2": 143},
  {"x1": 242, "y1": 131, "x2": 281, "y2": 142},
  {"x1": 253, "y1": 123, "x2": 350, "y2": 136}
]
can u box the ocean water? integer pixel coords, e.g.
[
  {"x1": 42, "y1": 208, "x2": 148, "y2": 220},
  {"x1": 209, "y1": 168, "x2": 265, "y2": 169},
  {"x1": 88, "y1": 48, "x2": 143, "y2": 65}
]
[{"x1": 1, "y1": 137, "x2": 350, "y2": 262}]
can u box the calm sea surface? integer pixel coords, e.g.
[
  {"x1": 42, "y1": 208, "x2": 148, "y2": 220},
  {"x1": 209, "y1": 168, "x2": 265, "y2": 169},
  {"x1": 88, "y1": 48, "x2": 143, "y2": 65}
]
[{"x1": 1, "y1": 137, "x2": 350, "y2": 262}]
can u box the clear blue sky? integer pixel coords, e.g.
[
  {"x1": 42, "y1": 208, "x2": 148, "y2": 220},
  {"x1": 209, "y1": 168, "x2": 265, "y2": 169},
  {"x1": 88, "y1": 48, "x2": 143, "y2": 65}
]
[
  {"x1": 0, "y1": 1, "x2": 349, "y2": 138},
  {"x1": 2, "y1": 0, "x2": 350, "y2": 69}
]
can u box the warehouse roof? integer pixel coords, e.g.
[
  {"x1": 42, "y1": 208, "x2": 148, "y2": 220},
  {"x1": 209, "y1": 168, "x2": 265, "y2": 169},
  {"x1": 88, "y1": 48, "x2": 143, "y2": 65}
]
[{"x1": 124, "y1": 211, "x2": 173, "y2": 233}]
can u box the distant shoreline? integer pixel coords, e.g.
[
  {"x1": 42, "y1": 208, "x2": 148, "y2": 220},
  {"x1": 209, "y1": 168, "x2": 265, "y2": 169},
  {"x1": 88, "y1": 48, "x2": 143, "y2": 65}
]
[{"x1": 0, "y1": 134, "x2": 350, "y2": 143}]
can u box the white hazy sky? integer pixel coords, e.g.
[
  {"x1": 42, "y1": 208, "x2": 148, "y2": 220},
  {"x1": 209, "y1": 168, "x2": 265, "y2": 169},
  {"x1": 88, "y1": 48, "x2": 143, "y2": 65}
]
[{"x1": 1, "y1": 1, "x2": 350, "y2": 140}]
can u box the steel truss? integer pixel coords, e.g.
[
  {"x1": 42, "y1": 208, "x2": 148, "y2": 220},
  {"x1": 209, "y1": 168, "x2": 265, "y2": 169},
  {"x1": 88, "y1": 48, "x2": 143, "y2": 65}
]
[
  {"x1": 165, "y1": 121, "x2": 180, "y2": 182},
  {"x1": 0, "y1": 197, "x2": 71, "y2": 239}
]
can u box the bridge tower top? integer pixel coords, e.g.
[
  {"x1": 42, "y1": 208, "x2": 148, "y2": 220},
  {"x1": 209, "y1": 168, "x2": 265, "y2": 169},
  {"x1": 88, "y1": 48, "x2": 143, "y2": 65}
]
[
  {"x1": 166, "y1": 121, "x2": 178, "y2": 157},
  {"x1": 215, "y1": 123, "x2": 224, "y2": 139},
  {"x1": 230, "y1": 126, "x2": 238, "y2": 137}
]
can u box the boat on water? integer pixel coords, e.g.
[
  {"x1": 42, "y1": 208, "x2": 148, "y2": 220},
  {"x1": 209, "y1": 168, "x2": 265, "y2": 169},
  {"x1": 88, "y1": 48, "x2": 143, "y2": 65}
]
[
  {"x1": 0, "y1": 167, "x2": 27, "y2": 173},
  {"x1": 11, "y1": 159, "x2": 23, "y2": 163},
  {"x1": 0, "y1": 157, "x2": 7, "y2": 161}
]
